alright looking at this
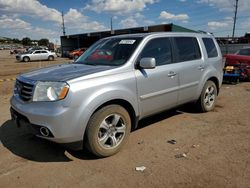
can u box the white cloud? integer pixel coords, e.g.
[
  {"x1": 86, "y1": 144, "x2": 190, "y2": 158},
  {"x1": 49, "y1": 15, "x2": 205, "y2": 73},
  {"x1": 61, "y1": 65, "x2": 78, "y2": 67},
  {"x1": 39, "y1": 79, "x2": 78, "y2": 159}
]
[
  {"x1": 64, "y1": 8, "x2": 107, "y2": 32},
  {"x1": 159, "y1": 11, "x2": 189, "y2": 21},
  {"x1": 119, "y1": 17, "x2": 139, "y2": 28},
  {"x1": 0, "y1": 0, "x2": 61, "y2": 23},
  {"x1": 207, "y1": 21, "x2": 229, "y2": 30},
  {"x1": 197, "y1": 0, "x2": 250, "y2": 12},
  {"x1": 240, "y1": 18, "x2": 250, "y2": 30},
  {"x1": 84, "y1": 0, "x2": 158, "y2": 14},
  {"x1": 0, "y1": 15, "x2": 59, "y2": 40},
  {"x1": 0, "y1": 1, "x2": 108, "y2": 37},
  {"x1": 118, "y1": 12, "x2": 155, "y2": 29},
  {"x1": 144, "y1": 20, "x2": 155, "y2": 25},
  {"x1": 0, "y1": 16, "x2": 31, "y2": 29}
]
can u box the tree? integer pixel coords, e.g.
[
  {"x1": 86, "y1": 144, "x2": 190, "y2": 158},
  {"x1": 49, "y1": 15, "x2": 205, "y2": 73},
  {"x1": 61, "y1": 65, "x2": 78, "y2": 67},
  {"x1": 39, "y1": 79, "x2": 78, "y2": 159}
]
[
  {"x1": 22, "y1": 37, "x2": 31, "y2": 46},
  {"x1": 12, "y1": 38, "x2": 21, "y2": 44},
  {"x1": 38, "y1": 38, "x2": 49, "y2": 46}
]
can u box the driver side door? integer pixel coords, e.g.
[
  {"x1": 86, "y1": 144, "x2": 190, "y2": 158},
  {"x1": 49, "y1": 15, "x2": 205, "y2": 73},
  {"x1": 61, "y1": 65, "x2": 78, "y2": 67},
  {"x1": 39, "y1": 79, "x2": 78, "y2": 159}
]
[{"x1": 135, "y1": 37, "x2": 179, "y2": 118}]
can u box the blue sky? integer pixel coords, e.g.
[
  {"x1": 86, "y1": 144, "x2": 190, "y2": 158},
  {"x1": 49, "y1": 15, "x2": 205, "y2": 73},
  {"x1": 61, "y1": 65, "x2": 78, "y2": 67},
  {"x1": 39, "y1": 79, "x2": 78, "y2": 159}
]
[{"x1": 0, "y1": 0, "x2": 249, "y2": 44}]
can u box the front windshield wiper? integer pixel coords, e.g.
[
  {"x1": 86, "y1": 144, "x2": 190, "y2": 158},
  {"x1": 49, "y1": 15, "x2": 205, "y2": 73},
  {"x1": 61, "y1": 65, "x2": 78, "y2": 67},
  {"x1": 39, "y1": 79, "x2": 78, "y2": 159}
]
[{"x1": 74, "y1": 61, "x2": 97, "y2": 66}]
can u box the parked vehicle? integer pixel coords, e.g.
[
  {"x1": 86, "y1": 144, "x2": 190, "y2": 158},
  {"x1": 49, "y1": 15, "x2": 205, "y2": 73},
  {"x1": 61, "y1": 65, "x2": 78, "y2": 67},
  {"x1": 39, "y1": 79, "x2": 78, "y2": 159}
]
[
  {"x1": 26, "y1": 46, "x2": 48, "y2": 51},
  {"x1": 10, "y1": 32, "x2": 223, "y2": 157},
  {"x1": 10, "y1": 49, "x2": 25, "y2": 54},
  {"x1": 223, "y1": 47, "x2": 250, "y2": 82},
  {"x1": 69, "y1": 48, "x2": 87, "y2": 59},
  {"x1": 16, "y1": 50, "x2": 56, "y2": 62}
]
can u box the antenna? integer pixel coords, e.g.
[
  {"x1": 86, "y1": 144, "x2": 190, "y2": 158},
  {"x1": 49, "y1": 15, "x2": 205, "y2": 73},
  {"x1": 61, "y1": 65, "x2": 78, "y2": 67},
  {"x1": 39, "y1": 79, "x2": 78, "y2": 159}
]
[
  {"x1": 62, "y1": 11, "x2": 66, "y2": 36},
  {"x1": 110, "y1": 16, "x2": 113, "y2": 34}
]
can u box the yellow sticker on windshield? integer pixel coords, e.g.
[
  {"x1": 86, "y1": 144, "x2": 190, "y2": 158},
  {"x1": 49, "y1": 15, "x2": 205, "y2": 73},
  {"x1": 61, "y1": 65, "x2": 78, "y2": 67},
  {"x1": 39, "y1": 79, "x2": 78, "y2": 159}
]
[{"x1": 119, "y1": 40, "x2": 136, "y2": 44}]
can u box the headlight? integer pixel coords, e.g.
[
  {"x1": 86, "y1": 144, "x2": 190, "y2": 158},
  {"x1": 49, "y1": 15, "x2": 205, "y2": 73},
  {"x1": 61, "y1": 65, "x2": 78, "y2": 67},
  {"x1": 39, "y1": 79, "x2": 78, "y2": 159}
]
[{"x1": 33, "y1": 81, "x2": 69, "y2": 102}]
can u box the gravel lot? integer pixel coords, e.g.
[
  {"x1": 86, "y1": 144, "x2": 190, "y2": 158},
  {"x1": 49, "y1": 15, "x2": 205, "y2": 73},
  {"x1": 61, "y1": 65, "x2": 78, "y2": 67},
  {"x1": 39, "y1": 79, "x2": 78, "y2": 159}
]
[{"x1": 0, "y1": 50, "x2": 249, "y2": 187}]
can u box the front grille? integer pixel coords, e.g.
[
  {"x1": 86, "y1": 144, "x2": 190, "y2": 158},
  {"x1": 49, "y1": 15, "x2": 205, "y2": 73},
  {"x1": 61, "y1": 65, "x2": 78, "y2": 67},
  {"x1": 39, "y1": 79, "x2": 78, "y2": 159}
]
[{"x1": 15, "y1": 79, "x2": 34, "y2": 101}]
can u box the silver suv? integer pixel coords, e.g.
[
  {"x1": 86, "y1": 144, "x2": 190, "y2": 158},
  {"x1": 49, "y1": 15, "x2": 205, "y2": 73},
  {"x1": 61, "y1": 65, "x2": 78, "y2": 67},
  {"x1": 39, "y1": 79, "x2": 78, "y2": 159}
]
[{"x1": 10, "y1": 32, "x2": 223, "y2": 157}]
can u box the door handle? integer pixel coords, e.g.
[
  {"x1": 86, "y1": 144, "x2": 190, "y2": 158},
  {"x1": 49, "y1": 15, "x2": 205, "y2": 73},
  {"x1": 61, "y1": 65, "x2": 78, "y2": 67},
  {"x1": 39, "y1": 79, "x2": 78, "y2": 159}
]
[
  {"x1": 168, "y1": 71, "x2": 177, "y2": 77},
  {"x1": 198, "y1": 65, "x2": 205, "y2": 71}
]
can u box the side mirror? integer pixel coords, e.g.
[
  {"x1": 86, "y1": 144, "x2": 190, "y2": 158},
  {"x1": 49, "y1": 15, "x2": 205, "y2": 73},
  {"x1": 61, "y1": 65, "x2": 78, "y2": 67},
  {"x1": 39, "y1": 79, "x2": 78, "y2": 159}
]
[{"x1": 139, "y1": 57, "x2": 156, "y2": 69}]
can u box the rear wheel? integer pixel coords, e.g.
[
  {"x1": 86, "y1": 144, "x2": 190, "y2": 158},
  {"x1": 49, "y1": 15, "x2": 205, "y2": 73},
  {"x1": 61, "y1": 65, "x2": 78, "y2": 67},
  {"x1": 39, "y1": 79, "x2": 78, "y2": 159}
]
[
  {"x1": 23, "y1": 56, "x2": 30, "y2": 62},
  {"x1": 86, "y1": 105, "x2": 131, "y2": 157},
  {"x1": 196, "y1": 81, "x2": 217, "y2": 112}
]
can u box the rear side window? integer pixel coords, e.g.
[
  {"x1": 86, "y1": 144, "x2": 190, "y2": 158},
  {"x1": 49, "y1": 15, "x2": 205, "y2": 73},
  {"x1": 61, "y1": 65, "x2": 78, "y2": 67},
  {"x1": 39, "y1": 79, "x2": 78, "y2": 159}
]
[
  {"x1": 140, "y1": 38, "x2": 172, "y2": 66},
  {"x1": 202, "y1": 38, "x2": 218, "y2": 58},
  {"x1": 174, "y1": 37, "x2": 201, "y2": 62}
]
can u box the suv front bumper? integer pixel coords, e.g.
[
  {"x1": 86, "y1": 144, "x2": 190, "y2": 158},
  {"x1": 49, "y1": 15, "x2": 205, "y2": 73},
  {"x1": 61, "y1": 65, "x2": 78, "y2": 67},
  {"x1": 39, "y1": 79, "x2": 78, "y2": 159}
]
[{"x1": 10, "y1": 96, "x2": 86, "y2": 149}]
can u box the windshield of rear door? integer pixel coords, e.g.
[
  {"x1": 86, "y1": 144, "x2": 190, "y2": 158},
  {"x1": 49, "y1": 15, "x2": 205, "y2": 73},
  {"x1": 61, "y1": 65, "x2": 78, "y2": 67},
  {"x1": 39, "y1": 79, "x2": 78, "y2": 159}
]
[{"x1": 75, "y1": 37, "x2": 142, "y2": 66}]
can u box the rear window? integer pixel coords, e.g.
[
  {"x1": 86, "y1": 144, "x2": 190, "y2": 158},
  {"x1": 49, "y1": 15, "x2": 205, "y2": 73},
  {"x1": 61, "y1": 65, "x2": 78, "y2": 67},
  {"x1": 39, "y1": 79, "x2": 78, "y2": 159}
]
[
  {"x1": 202, "y1": 38, "x2": 218, "y2": 58},
  {"x1": 174, "y1": 37, "x2": 201, "y2": 62}
]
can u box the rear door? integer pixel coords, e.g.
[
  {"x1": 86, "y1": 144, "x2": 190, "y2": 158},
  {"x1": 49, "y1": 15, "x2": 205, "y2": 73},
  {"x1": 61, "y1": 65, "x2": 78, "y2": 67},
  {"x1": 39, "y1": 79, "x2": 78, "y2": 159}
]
[
  {"x1": 172, "y1": 37, "x2": 204, "y2": 105},
  {"x1": 41, "y1": 50, "x2": 49, "y2": 60},
  {"x1": 135, "y1": 37, "x2": 179, "y2": 117}
]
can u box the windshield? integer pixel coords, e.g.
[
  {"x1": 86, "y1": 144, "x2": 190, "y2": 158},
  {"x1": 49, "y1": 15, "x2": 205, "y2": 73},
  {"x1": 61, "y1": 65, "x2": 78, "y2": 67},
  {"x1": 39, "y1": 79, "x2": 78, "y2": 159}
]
[
  {"x1": 75, "y1": 37, "x2": 142, "y2": 66},
  {"x1": 236, "y1": 48, "x2": 250, "y2": 56}
]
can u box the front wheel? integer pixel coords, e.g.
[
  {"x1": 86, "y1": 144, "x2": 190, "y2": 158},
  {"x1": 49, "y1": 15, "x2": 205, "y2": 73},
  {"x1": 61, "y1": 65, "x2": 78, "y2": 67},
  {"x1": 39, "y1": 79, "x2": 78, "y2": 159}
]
[
  {"x1": 86, "y1": 105, "x2": 131, "y2": 157},
  {"x1": 196, "y1": 81, "x2": 217, "y2": 112},
  {"x1": 23, "y1": 56, "x2": 30, "y2": 62}
]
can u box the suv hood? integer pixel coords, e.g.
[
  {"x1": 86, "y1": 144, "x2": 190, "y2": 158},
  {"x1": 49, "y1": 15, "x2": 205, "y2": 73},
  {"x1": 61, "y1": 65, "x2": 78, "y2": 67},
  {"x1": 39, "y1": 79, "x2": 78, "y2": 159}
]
[{"x1": 20, "y1": 63, "x2": 115, "y2": 82}]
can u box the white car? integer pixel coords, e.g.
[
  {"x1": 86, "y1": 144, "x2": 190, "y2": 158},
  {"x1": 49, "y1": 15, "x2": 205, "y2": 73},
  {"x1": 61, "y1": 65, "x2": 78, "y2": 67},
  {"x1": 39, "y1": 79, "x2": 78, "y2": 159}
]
[{"x1": 16, "y1": 50, "x2": 56, "y2": 62}]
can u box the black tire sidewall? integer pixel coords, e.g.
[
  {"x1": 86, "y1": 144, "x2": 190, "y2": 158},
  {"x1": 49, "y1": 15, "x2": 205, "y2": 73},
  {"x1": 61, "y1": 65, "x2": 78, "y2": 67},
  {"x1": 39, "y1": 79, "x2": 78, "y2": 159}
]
[{"x1": 86, "y1": 105, "x2": 131, "y2": 157}]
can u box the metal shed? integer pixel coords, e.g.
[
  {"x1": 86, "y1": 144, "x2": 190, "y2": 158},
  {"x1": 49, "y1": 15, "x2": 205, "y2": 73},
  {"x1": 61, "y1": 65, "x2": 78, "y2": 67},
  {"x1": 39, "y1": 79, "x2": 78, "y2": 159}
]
[{"x1": 60, "y1": 23, "x2": 196, "y2": 57}]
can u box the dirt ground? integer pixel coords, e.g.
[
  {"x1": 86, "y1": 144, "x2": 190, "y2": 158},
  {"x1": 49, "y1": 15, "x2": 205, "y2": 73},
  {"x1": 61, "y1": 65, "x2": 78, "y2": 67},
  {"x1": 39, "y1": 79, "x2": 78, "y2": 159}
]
[{"x1": 0, "y1": 50, "x2": 249, "y2": 188}]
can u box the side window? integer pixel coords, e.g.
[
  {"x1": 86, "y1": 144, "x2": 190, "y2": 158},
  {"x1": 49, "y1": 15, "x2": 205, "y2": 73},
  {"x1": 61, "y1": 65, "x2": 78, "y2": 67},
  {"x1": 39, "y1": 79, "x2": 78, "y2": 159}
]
[
  {"x1": 202, "y1": 38, "x2": 218, "y2": 58},
  {"x1": 174, "y1": 37, "x2": 201, "y2": 62},
  {"x1": 34, "y1": 51, "x2": 41, "y2": 54},
  {"x1": 140, "y1": 38, "x2": 172, "y2": 66},
  {"x1": 41, "y1": 51, "x2": 48, "y2": 53}
]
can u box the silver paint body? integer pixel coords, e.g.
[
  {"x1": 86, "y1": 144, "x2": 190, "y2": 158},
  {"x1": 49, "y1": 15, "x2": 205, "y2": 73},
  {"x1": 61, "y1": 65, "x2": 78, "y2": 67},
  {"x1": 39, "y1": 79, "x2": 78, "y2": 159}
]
[
  {"x1": 11, "y1": 32, "x2": 223, "y2": 144},
  {"x1": 16, "y1": 50, "x2": 56, "y2": 61}
]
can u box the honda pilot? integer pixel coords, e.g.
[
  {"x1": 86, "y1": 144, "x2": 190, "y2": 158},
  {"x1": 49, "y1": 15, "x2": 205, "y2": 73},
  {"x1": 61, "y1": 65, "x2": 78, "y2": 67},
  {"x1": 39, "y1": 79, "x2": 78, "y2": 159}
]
[{"x1": 10, "y1": 32, "x2": 223, "y2": 157}]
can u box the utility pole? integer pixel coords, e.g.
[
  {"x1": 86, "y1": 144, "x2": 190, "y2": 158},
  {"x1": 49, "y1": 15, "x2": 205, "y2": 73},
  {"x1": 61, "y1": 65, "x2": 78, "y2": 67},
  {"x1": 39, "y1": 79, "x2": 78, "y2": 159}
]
[
  {"x1": 232, "y1": 0, "x2": 238, "y2": 38},
  {"x1": 110, "y1": 16, "x2": 113, "y2": 34},
  {"x1": 62, "y1": 11, "x2": 66, "y2": 36}
]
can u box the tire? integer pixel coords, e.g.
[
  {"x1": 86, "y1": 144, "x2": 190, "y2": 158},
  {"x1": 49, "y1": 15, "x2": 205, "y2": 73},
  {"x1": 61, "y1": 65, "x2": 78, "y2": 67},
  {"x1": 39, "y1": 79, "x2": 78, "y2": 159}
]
[
  {"x1": 23, "y1": 56, "x2": 30, "y2": 62},
  {"x1": 48, "y1": 55, "x2": 54, "y2": 61},
  {"x1": 86, "y1": 105, "x2": 131, "y2": 157},
  {"x1": 196, "y1": 80, "x2": 217, "y2": 112}
]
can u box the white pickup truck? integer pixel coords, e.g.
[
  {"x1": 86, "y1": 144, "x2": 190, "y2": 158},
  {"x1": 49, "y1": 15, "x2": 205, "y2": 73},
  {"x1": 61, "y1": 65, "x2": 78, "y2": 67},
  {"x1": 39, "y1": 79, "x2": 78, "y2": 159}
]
[{"x1": 16, "y1": 50, "x2": 56, "y2": 62}]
